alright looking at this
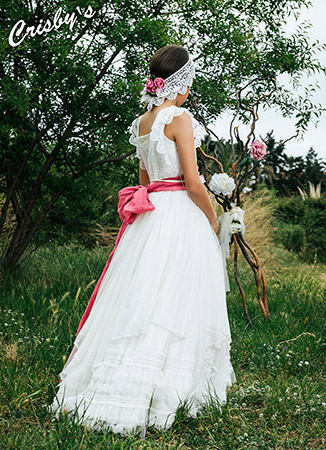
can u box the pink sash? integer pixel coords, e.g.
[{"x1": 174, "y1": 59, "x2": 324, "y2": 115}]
[{"x1": 75, "y1": 175, "x2": 186, "y2": 337}]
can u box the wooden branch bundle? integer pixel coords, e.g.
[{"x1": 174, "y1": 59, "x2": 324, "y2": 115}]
[
  {"x1": 189, "y1": 77, "x2": 299, "y2": 326},
  {"x1": 231, "y1": 231, "x2": 270, "y2": 327}
]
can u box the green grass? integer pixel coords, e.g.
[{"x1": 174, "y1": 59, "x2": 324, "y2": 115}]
[{"x1": 0, "y1": 241, "x2": 325, "y2": 449}]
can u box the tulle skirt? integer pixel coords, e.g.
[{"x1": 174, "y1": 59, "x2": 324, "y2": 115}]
[{"x1": 48, "y1": 189, "x2": 236, "y2": 437}]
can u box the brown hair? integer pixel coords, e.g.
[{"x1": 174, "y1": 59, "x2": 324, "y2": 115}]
[{"x1": 149, "y1": 45, "x2": 189, "y2": 80}]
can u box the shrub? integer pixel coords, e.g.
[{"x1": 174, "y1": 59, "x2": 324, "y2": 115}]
[
  {"x1": 274, "y1": 223, "x2": 305, "y2": 253},
  {"x1": 274, "y1": 195, "x2": 326, "y2": 263}
]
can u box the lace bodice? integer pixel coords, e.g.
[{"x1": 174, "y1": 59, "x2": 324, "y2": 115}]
[{"x1": 128, "y1": 106, "x2": 205, "y2": 182}]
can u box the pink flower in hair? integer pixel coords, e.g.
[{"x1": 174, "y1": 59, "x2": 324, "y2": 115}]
[
  {"x1": 250, "y1": 139, "x2": 267, "y2": 160},
  {"x1": 145, "y1": 78, "x2": 156, "y2": 93},
  {"x1": 154, "y1": 77, "x2": 165, "y2": 89}
]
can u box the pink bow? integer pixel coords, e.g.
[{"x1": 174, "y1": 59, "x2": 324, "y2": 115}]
[{"x1": 118, "y1": 185, "x2": 156, "y2": 225}]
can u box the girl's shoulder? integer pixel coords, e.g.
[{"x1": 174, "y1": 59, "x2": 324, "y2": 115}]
[
  {"x1": 154, "y1": 106, "x2": 202, "y2": 136},
  {"x1": 169, "y1": 106, "x2": 206, "y2": 148},
  {"x1": 157, "y1": 105, "x2": 193, "y2": 120},
  {"x1": 154, "y1": 106, "x2": 205, "y2": 151}
]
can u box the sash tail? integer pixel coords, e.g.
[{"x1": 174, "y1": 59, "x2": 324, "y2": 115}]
[
  {"x1": 75, "y1": 221, "x2": 128, "y2": 337},
  {"x1": 58, "y1": 222, "x2": 129, "y2": 382}
]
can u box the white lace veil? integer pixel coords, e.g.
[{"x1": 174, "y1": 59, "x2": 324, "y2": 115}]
[{"x1": 140, "y1": 55, "x2": 196, "y2": 111}]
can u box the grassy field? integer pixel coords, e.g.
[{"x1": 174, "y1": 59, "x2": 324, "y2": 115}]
[{"x1": 0, "y1": 192, "x2": 325, "y2": 448}]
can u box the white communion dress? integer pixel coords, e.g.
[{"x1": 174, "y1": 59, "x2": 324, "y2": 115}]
[{"x1": 49, "y1": 105, "x2": 236, "y2": 437}]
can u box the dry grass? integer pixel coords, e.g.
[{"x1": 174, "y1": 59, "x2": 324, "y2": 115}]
[
  {"x1": 209, "y1": 188, "x2": 326, "y2": 287},
  {"x1": 3, "y1": 341, "x2": 18, "y2": 361},
  {"x1": 81, "y1": 223, "x2": 120, "y2": 247}
]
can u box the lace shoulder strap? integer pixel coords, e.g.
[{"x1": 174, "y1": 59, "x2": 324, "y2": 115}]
[
  {"x1": 150, "y1": 106, "x2": 205, "y2": 159},
  {"x1": 128, "y1": 117, "x2": 138, "y2": 146},
  {"x1": 128, "y1": 117, "x2": 146, "y2": 169}
]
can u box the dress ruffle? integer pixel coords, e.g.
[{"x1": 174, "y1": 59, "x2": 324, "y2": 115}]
[
  {"x1": 150, "y1": 106, "x2": 205, "y2": 168},
  {"x1": 49, "y1": 321, "x2": 235, "y2": 438},
  {"x1": 128, "y1": 118, "x2": 146, "y2": 170}
]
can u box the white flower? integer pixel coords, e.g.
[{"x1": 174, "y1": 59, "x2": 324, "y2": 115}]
[
  {"x1": 242, "y1": 186, "x2": 252, "y2": 194},
  {"x1": 209, "y1": 173, "x2": 236, "y2": 196}
]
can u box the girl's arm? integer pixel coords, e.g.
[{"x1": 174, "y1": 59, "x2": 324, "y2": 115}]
[{"x1": 167, "y1": 112, "x2": 219, "y2": 233}]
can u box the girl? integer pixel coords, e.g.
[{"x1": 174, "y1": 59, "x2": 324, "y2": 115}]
[{"x1": 49, "y1": 44, "x2": 236, "y2": 438}]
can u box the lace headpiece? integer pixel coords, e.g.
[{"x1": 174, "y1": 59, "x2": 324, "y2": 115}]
[{"x1": 140, "y1": 55, "x2": 195, "y2": 111}]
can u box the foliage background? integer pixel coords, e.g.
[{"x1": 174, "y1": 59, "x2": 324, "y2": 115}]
[{"x1": 1, "y1": 0, "x2": 325, "y2": 269}]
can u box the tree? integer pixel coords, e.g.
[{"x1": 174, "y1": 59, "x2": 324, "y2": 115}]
[
  {"x1": 258, "y1": 135, "x2": 326, "y2": 196},
  {"x1": 239, "y1": 132, "x2": 326, "y2": 196},
  {"x1": 304, "y1": 147, "x2": 326, "y2": 187},
  {"x1": 1, "y1": 0, "x2": 325, "y2": 271}
]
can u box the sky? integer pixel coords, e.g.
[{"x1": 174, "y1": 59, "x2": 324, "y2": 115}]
[{"x1": 211, "y1": 0, "x2": 326, "y2": 161}]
